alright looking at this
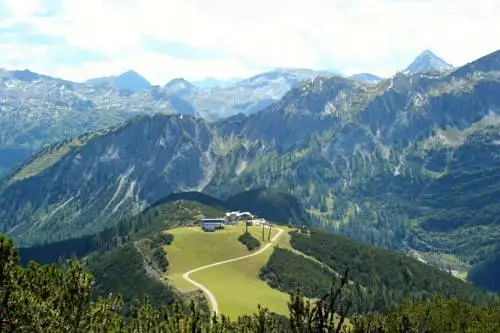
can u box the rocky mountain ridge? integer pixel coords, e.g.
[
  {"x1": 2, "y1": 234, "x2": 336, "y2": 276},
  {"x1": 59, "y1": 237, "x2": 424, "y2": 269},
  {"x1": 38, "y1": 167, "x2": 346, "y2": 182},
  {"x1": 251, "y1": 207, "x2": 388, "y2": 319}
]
[{"x1": 0, "y1": 50, "x2": 454, "y2": 175}]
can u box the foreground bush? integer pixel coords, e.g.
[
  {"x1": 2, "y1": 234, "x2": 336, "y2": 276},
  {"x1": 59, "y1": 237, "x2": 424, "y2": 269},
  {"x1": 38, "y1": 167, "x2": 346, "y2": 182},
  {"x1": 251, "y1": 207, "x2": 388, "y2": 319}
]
[{"x1": 1, "y1": 235, "x2": 499, "y2": 332}]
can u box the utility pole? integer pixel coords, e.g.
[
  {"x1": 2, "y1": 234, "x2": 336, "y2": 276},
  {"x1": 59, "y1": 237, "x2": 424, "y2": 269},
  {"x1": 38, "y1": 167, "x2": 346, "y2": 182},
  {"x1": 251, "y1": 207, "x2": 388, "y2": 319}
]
[
  {"x1": 261, "y1": 223, "x2": 264, "y2": 241},
  {"x1": 268, "y1": 223, "x2": 272, "y2": 241}
]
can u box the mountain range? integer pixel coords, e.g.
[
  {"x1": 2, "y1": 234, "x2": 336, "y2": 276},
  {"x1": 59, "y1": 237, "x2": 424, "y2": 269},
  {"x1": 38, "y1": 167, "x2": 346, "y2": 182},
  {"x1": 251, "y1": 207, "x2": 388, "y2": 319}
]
[
  {"x1": 2, "y1": 48, "x2": 500, "y2": 294},
  {"x1": 0, "y1": 50, "x2": 452, "y2": 175},
  {"x1": 0, "y1": 69, "x2": 197, "y2": 175}
]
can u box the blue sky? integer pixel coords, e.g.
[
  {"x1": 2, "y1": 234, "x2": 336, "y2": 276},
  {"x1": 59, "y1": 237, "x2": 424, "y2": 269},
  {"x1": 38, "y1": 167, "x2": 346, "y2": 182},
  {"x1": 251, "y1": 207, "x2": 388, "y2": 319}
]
[{"x1": 0, "y1": 0, "x2": 499, "y2": 84}]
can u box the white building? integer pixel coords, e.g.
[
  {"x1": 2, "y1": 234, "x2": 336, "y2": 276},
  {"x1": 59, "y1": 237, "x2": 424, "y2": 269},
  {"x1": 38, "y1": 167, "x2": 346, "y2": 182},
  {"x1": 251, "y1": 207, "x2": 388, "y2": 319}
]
[{"x1": 225, "y1": 211, "x2": 254, "y2": 221}]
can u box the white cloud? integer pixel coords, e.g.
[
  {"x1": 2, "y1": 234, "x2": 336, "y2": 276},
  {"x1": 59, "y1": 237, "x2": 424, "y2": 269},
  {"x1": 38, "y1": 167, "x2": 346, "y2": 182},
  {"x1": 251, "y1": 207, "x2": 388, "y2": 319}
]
[
  {"x1": 5, "y1": 0, "x2": 44, "y2": 17},
  {"x1": 0, "y1": 43, "x2": 51, "y2": 73},
  {"x1": 2, "y1": 0, "x2": 500, "y2": 82}
]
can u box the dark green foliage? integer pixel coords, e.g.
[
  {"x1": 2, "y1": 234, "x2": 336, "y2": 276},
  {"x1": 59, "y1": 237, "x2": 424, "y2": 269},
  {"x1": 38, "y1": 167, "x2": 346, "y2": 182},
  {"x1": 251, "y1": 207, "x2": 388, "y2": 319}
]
[
  {"x1": 288, "y1": 230, "x2": 487, "y2": 310},
  {"x1": 86, "y1": 243, "x2": 175, "y2": 310},
  {"x1": 18, "y1": 234, "x2": 96, "y2": 266},
  {"x1": 354, "y1": 296, "x2": 500, "y2": 333},
  {"x1": 238, "y1": 232, "x2": 261, "y2": 251},
  {"x1": 0, "y1": 235, "x2": 125, "y2": 332},
  {"x1": 152, "y1": 247, "x2": 169, "y2": 272},
  {"x1": 225, "y1": 188, "x2": 310, "y2": 226},
  {"x1": 14, "y1": 199, "x2": 216, "y2": 312},
  {"x1": 468, "y1": 250, "x2": 500, "y2": 292},
  {"x1": 260, "y1": 248, "x2": 335, "y2": 298}
]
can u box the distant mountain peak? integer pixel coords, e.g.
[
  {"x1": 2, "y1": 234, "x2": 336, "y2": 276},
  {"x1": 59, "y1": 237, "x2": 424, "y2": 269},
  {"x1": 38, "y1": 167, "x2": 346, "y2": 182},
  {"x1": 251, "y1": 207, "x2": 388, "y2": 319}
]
[
  {"x1": 404, "y1": 50, "x2": 453, "y2": 74},
  {"x1": 118, "y1": 69, "x2": 144, "y2": 79},
  {"x1": 164, "y1": 78, "x2": 197, "y2": 96},
  {"x1": 85, "y1": 70, "x2": 151, "y2": 92},
  {"x1": 122, "y1": 69, "x2": 139, "y2": 75},
  {"x1": 11, "y1": 69, "x2": 43, "y2": 82},
  {"x1": 165, "y1": 78, "x2": 194, "y2": 88},
  {"x1": 420, "y1": 49, "x2": 435, "y2": 56}
]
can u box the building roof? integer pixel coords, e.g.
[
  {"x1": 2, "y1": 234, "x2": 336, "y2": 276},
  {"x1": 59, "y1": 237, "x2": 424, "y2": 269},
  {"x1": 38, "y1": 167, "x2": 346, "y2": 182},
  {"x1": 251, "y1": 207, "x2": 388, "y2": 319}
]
[
  {"x1": 201, "y1": 218, "x2": 225, "y2": 223},
  {"x1": 225, "y1": 211, "x2": 253, "y2": 217}
]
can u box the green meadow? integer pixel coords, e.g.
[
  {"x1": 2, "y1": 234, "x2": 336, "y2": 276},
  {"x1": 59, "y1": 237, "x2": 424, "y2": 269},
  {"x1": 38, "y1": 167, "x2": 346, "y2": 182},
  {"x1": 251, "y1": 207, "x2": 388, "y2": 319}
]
[{"x1": 165, "y1": 223, "x2": 292, "y2": 317}]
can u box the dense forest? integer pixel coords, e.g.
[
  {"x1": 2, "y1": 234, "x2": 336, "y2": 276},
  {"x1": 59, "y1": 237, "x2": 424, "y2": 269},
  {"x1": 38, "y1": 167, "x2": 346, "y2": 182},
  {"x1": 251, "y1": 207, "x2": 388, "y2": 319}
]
[
  {"x1": 264, "y1": 230, "x2": 490, "y2": 312},
  {"x1": 86, "y1": 242, "x2": 176, "y2": 311},
  {"x1": 3, "y1": 235, "x2": 500, "y2": 333},
  {"x1": 260, "y1": 248, "x2": 337, "y2": 300}
]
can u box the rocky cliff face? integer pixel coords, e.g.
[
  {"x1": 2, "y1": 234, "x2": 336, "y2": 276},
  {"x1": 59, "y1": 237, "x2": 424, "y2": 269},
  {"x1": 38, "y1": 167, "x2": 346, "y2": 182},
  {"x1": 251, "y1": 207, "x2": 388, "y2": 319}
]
[{"x1": 3, "y1": 50, "x2": 500, "y2": 274}]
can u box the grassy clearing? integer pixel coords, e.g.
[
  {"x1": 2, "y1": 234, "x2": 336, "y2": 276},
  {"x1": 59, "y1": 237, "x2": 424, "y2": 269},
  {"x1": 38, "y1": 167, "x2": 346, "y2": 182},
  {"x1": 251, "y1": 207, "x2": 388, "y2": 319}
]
[
  {"x1": 166, "y1": 223, "x2": 294, "y2": 318},
  {"x1": 190, "y1": 240, "x2": 289, "y2": 318},
  {"x1": 166, "y1": 224, "x2": 281, "y2": 291}
]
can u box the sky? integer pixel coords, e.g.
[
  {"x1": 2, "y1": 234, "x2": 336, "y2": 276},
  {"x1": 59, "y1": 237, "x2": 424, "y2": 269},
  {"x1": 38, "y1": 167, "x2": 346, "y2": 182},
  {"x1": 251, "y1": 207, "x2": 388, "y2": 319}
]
[{"x1": 0, "y1": 0, "x2": 499, "y2": 85}]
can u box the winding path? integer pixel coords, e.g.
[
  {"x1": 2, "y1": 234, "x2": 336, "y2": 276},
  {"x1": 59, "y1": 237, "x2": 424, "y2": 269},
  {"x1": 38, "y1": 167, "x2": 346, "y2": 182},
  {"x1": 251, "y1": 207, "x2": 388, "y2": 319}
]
[{"x1": 182, "y1": 226, "x2": 284, "y2": 316}]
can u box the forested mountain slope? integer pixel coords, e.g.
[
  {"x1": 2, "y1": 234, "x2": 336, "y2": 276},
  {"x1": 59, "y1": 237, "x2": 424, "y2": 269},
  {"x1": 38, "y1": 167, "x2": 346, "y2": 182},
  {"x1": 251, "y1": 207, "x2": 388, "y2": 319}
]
[
  {"x1": 261, "y1": 230, "x2": 486, "y2": 314},
  {"x1": 16, "y1": 196, "x2": 488, "y2": 318},
  {"x1": 3, "y1": 50, "x2": 500, "y2": 291},
  {"x1": 17, "y1": 198, "x2": 226, "y2": 309}
]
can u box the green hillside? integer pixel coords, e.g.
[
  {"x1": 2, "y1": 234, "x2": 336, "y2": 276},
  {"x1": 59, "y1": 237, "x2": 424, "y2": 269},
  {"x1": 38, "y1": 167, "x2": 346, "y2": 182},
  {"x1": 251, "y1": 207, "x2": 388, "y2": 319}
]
[
  {"x1": 16, "y1": 190, "x2": 308, "y2": 314},
  {"x1": 9, "y1": 192, "x2": 492, "y2": 323},
  {"x1": 17, "y1": 198, "x2": 226, "y2": 309},
  {"x1": 18, "y1": 198, "x2": 217, "y2": 265},
  {"x1": 260, "y1": 230, "x2": 487, "y2": 313},
  {"x1": 165, "y1": 224, "x2": 288, "y2": 318}
]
